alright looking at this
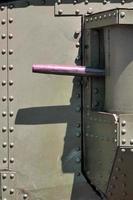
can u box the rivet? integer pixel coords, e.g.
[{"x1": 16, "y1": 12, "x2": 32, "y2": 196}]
[
  {"x1": 94, "y1": 16, "x2": 98, "y2": 20},
  {"x1": 9, "y1": 127, "x2": 14, "y2": 132},
  {"x1": 120, "y1": 12, "x2": 125, "y2": 18},
  {"x1": 76, "y1": 172, "x2": 81, "y2": 176},
  {"x1": 2, "y1": 96, "x2": 6, "y2": 101},
  {"x1": 57, "y1": 0, "x2": 61, "y2": 4},
  {"x1": 9, "y1": 96, "x2": 14, "y2": 101},
  {"x1": 3, "y1": 157, "x2": 7, "y2": 163},
  {"x1": 76, "y1": 146, "x2": 80, "y2": 151},
  {"x1": 122, "y1": 139, "x2": 126, "y2": 144},
  {"x1": 76, "y1": 42, "x2": 80, "y2": 48},
  {"x1": 58, "y1": 9, "x2": 63, "y2": 15},
  {"x1": 103, "y1": 0, "x2": 107, "y2": 4},
  {"x1": 2, "y1": 127, "x2": 7, "y2": 132},
  {"x1": 1, "y1": 34, "x2": 6, "y2": 39},
  {"x1": 99, "y1": 16, "x2": 102, "y2": 20},
  {"x1": 2, "y1": 65, "x2": 6, "y2": 70},
  {"x1": 2, "y1": 49, "x2": 6, "y2": 55},
  {"x1": 9, "y1": 4, "x2": 14, "y2": 9},
  {"x1": 3, "y1": 185, "x2": 7, "y2": 191},
  {"x1": 121, "y1": 129, "x2": 126, "y2": 135},
  {"x1": 85, "y1": 0, "x2": 89, "y2": 4},
  {"x1": 9, "y1": 49, "x2": 13, "y2": 55},
  {"x1": 76, "y1": 123, "x2": 80, "y2": 128},
  {"x1": 2, "y1": 142, "x2": 7, "y2": 148},
  {"x1": 10, "y1": 111, "x2": 14, "y2": 117},
  {"x1": 3, "y1": 198, "x2": 7, "y2": 200},
  {"x1": 121, "y1": 148, "x2": 126, "y2": 152},
  {"x1": 9, "y1": 64, "x2": 13, "y2": 70},
  {"x1": 0, "y1": 6, "x2": 5, "y2": 11},
  {"x1": 10, "y1": 143, "x2": 14, "y2": 148},
  {"x1": 2, "y1": 173, "x2": 7, "y2": 179},
  {"x1": 2, "y1": 111, "x2": 6, "y2": 117},
  {"x1": 73, "y1": 0, "x2": 77, "y2": 4},
  {"x1": 121, "y1": 120, "x2": 126, "y2": 126},
  {"x1": 76, "y1": 131, "x2": 81, "y2": 137},
  {"x1": 1, "y1": 19, "x2": 6, "y2": 25},
  {"x1": 121, "y1": 0, "x2": 125, "y2": 4},
  {"x1": 9, "y1": 33, "x2": 13, "y2": 39},
  {"x1": 9, "y1": 80, "x2": 13, "y2": 85},
  {"x1": 2, "y1": 80, "x2": 6, "y2": 86},
  {"x1": 9, "y1": 18, "x2": 13, "y2": 23},
  {"x1": 75, "y1": 9, "x2": 80, "y2": 15},
  {"x1": 130, "y1": 149, "x2": 133, "y2": 152},
  {"x1": 10, "y1": 188, "x2": 15, "y2": 194},
  {"x1": 10, "y1": 173, "x2": 15, "y2": 179},
  {"x1": 76, "y1": 157, "x2": 81, "y2": 163},
  {"x1": 130, "y1": 139, "x2": 133, "y2": 145},
  {"x1": 113, "y1": 12, "x2": 116, "y2": 16},
  {"x1": 104, "y1": 14, "x2": 107, "y2": 18},
  {"x1": 10, "y1": 157, "x2": 14, "y2": 163},
  {"x1": 75, "y1": 106, "x2": 81, "y2": 112},
  {"x1": 23, "y1": 194, "x2": 28, "y2": 199}
]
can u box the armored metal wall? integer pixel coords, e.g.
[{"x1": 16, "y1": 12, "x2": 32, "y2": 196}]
[{"x1": 0, "y1": 1, "x2": 101, "y2": 200}]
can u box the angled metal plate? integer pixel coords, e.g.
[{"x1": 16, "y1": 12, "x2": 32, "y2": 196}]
[
  {"x1": 83, "y1": 111, "x2": 118, "y2": 193},
  {"x1": 107, "y1": 148, "x2": 133, "y2": 200},
  {"x1": 85, "y1": 8, "x2": 133, "y2": 29},
  {"x1": 119, "y1": 114, "x2": 133, "y2": 147}
]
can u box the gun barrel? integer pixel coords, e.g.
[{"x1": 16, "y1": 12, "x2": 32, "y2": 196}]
[{"x1": 32, "y1": 64, "x2": 105, "y2": 77}]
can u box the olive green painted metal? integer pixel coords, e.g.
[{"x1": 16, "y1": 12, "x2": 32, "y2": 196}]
[
  {"x1": 3, "y1": 1, "x2": 100, "y2": 200},
  {"x1": 83, "y1": 111, "x2": 118, "y2": 193},
  {"x1": 107, "y1": 148, "x2": 133, "y2": 200}
]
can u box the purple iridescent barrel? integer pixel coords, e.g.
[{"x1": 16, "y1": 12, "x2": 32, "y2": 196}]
[{"x1": 32, "y1": 64, "x2": 105, "y2": 77}]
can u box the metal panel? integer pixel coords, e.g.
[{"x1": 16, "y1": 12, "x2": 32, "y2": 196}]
[
  {"x1": 55, "y1": 0, "x2": 133, "y2": 16},
  {"x1": 107, "y1": 148, "x2": 133, "y2": 200},
  {"x1": 119, "y1": 114, "x2": 133, "y2": 147},
  {"x1": 0, "y1": 6, "x2": 9, "y2": 169},
  {"x1": 83, "y1": 111, "x2": 118, "y2": 193},
  {"x1": 7, "y1": 2, "x2": 100, "y2": 200}
]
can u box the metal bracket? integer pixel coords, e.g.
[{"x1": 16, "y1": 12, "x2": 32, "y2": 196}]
[
  {"x1": 119, "y1": 114, "x2": 133, "y2": 148},
  {"x1": 0, "y1": 171, "x2": 16, "y2": 200},
  {"x1": 85, "y1": 8, "x2": 133, "y2": 29}
]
